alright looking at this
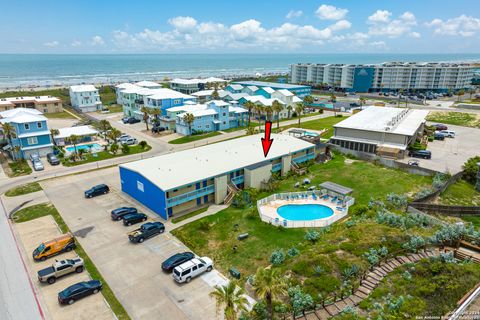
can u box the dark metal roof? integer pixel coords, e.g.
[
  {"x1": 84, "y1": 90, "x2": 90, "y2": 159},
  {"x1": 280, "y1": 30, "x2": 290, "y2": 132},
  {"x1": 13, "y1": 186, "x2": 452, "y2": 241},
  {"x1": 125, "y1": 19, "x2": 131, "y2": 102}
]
[{"x1": 319, "y1": 181, "x2": 353, "y2": 195}]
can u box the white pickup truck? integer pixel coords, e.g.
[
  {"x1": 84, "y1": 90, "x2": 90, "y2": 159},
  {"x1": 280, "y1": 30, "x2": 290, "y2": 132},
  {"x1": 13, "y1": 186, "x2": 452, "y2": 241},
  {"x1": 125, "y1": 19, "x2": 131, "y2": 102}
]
[{"x1": 37, "y1": 257, "x2": 84, "y2": 284}]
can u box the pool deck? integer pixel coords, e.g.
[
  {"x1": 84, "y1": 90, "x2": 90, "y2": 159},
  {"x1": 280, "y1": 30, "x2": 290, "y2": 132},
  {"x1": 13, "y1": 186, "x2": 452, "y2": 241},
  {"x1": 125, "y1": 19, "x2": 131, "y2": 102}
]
[
  {"x1": 258, "y1": 197, "x2": 347, "y2": 228},
  {"x1": 64, "y1": 141, "x2": 106, "y2": 153}
]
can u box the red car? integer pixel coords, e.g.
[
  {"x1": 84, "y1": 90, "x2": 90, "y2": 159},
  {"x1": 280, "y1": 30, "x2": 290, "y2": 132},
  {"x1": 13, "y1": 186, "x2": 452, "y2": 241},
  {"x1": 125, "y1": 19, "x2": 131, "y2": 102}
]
[{"x1": 432, "y1": 124, "x2": 448, "y2": 131}]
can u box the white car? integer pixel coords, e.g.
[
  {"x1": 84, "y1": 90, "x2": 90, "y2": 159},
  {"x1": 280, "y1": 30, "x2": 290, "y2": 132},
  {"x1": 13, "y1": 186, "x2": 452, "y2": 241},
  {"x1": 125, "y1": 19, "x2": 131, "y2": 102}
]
[
  {"x1": 173, "y1": 257, "x2": 213, "y2": 283},
  {"x1": 33, "y1": 160, "x2": 44, "y2": 171},
  {"x1": 440, "y1": 130, "x2": 455, "y2": 138},
  {"x1": 116, "y1": 134, "x2": 131, "y2": 142},
  {"x1": 122, "y1": 137, "x2": 138, "y2": 145}
]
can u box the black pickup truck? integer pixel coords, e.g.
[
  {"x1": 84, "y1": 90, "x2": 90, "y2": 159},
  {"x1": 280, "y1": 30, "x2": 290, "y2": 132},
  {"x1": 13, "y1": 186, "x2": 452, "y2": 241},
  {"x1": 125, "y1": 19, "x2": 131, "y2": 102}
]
[{"x1": 128, "y1": 222, "x2": 165, "y2": 243}]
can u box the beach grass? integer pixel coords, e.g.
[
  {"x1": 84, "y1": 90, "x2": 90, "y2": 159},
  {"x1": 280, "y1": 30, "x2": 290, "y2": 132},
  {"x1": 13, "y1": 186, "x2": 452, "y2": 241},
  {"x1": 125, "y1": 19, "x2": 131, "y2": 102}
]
[
  {"x1": 171, "y1": 206, "x2": 209, "y2": 224},
  {"x1": 278, "y1": 115, "x2": 346, "y2": 138},
  {"x1": 5, "y1": 182, "x2": 42, "y2": 197},
  {"x1": 43, "y1": 111, "x2": 77, "y2": 119},
  {"x1": 427, "y1": 111, "x2": 480, "y2": 128},
  {"x1": 8, "y1": 159, "x2": 32, "y2": 177}
]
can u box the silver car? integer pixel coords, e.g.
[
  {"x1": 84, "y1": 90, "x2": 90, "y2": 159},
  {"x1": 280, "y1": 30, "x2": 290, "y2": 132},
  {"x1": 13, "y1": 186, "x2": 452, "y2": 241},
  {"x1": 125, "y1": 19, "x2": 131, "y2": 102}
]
[
  {"x1": 122, "y1": 137, "x2": 138, "y2": 145},
  {"x1": 33, "y1": 160, "x2": 44, "y2": 171}
]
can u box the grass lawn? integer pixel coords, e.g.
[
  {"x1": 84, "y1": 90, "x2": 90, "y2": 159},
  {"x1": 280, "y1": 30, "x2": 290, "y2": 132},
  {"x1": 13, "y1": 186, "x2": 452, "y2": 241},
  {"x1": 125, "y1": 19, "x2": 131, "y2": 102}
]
[
  {"x1": 172, "y1": 155, "x2": 433, "y2": 286},
  {"x1": 427, "y1": 111, "x2": 480, "y2": 128},
  {"x1": 359, "y1": 259, "x2": 480, "y2": 318},
  {"x1": 5, "y1": 182, "x2": 42, "y2": 197},
  {"x1": 168, "y1": 131, "x2": 222, "y2": 144},
  {"x1": 171, "y1": 206, "x2": 209, "y2": 224},
  {"x1": 107, "y1": 104, "x2": 123, "y2": 113},
  {"x1": 43, "y1": 111, "x2": 76, "y2": 119},
  {"x1": 62, "y1": 145, "x2": 151, "y2": 167},
  {"x1": 279, "y1": 115, "x2": 346, "y2": 138},
  {"x1": 12, "y1": 203, "x2": 130, "y2": 320},
  {"x1": 8, "y1": 159, "x2": 32, "y2": 177},
  {"x1": 439, "y1": 179, "x2": 480, "y2": 206}
]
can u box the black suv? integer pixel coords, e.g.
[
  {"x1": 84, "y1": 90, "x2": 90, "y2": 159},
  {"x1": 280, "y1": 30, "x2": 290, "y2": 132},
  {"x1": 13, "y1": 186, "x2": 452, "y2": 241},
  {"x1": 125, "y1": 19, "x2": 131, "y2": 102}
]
[
  {"x1": 47, "y1": 153, "x2": 60, "y2": 165},
  {"x1": 409, "y1": 150, "x2": 432, "y2": 159},
  {"x1": 123, "y1": 213, "x2": 148, "y2": 226},
  {"x1": 58, "y1": 280, "x2": 102, "y2": 305},
  {"x1": 111, "y1": 207, "x2": 138, "y2": 221},
  {"x1": 162, "y1": 252, "x2": 195, "y2": 272},
  {"x1": 84, "y1": 184, "x2": 109, "y2": 198}
]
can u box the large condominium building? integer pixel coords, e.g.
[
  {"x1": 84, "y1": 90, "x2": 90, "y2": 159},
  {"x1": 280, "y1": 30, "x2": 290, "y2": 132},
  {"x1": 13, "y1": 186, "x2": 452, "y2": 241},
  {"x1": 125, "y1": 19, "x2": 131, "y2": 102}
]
[
  {"x1": 0, "y1": 96, "x2": 63, "y2": 113},
  {"x1": 170, "y1": 77, "x2": 227, "y2": 94},
  {"x1": 290, "y1": 62, "x2": 476, "y2": 93},
  {"x1": 329, "y1": 106, "x2": 429, "y2": 159},
  {"x1": 119, "y1": 134, "x2": 315, "y2": 219},
  {"x1": 69, "y1": 85, "x2": 103, "y2": 112}
]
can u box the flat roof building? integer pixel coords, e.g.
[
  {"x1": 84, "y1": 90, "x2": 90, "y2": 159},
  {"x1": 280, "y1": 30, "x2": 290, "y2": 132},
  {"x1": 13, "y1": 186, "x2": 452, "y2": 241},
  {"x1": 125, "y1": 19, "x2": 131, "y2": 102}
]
[
  {"x1": 0, "y1": 95, "x2": 63, "y2": 113},
  {"x1": 120, "y1": 134, "x2": 315, "y2": 219},
  {"x1": 232, "y1": 80, "x2": 311, "y2": 98},
  {"x1": 329, "y1": 106, "x2": 429, "y2": 159},
  {"x1": 170, "y1": 77, "x2": 227, "y2": 94}
]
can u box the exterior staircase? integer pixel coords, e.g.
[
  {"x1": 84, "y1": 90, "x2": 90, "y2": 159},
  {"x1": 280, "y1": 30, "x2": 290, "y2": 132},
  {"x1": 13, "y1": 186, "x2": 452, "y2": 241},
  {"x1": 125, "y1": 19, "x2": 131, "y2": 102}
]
[
  {"x1": 291, "y1": 161, "x2": 307, "y2": 175},
  {"x1": 224, "y1": 182, "x2": 240, "y2": 205}
]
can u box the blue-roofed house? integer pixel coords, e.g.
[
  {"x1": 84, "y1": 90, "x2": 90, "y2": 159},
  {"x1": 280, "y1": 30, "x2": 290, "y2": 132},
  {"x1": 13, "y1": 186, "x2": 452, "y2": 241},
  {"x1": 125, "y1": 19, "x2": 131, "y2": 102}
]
[
  {"x1": 0, "y1": 108, "x2": 53, "y2": 159},
  {"x1": 225, "y1": 84, "x2": 244, "y2": 94},
  {"x1": 254, "y1": 87, "x2": 275, "y2": 98}
]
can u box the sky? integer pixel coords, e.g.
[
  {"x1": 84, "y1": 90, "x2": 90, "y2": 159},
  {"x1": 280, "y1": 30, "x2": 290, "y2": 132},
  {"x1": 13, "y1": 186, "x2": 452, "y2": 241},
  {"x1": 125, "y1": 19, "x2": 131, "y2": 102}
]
[{"x1": 1, "y1": 0, "x2": 480, "y2": 54}]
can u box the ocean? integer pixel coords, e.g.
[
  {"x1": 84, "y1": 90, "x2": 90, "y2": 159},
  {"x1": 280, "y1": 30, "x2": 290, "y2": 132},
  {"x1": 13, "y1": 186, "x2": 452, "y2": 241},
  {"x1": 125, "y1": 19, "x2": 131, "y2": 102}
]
[{"x1": 0, "y1": 53, "x2": 479, "y2": 90}]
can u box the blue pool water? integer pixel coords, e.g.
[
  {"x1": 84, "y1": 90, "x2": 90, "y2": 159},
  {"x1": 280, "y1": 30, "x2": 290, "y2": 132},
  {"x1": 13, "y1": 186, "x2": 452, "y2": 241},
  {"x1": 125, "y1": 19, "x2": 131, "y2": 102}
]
[
  {"x1": 65, "y1": 143, "x2": 102, "y2": 153},
  {"x1": 304, "y1": 131, "x2": 319, "y2": 137},
  {"x1": 277, "y1": 204, "x2": 334, "y2": 221}
]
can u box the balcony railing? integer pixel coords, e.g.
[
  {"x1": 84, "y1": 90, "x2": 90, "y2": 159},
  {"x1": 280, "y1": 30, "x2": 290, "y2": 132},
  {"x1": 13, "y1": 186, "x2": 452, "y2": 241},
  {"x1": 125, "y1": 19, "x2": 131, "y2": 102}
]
[
  {"x1": 166, "y1": 185, "x2": 215, "y2": 208},
  {"x1": 292, "y1": 153, "x2": 315, "y2": 164},
  {"x1": 231, "y1": 175, "x2": 244, "y2": 185},
  {"x1": 272, "y1": 163, "x2": 282, "y2": 172}
]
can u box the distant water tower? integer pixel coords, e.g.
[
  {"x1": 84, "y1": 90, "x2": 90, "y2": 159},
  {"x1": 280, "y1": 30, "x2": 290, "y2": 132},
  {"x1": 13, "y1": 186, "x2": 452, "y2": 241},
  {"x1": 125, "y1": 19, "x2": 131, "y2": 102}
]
[{"x1": 476, "y1": 162, "x2": 480, "y2": 192}]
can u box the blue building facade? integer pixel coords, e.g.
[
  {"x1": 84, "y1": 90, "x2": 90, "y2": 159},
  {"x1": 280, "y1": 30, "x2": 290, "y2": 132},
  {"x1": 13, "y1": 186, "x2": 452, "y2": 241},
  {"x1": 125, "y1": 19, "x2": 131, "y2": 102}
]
[
  {"x1": 232, "y1": 81, "x2": 311, "y2": 98},
  {"x1": 351, "y1": 67, "x2": 375, "y2": 93}
]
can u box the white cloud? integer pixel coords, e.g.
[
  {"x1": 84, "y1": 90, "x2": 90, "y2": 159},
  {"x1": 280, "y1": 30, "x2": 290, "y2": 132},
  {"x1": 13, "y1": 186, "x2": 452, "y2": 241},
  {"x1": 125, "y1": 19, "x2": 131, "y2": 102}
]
[
  {"x1": 426, "y1": 15, "x2": 480, "y2": 37},
  {"x1": 168, "y1": 16, "x2": 198, "y2": 33},
  {"x1": 43, "y1": 41, "x2": 59, "y2": 47},
  {"x1": 316, "y1": 5, "x2": 348, "y2": 20},
  {"x1": 368, "y1": 11, "x2": 418, "y2": 38},
  {"x1": 71, "y1": 40, "x2": 82, "y2": 47},
  {"x1": 409, "y1": 32, "x2": 421, "y2": 38},
  {"x1": 370, "y1": 41, "x2": 387, "y2": 49},
  {"x1": 329, "y1": 20, "x2": 352, "y2": 31},
  {"x1": 286, "y1": 10, "x2": 303, "y2": 19},
  {"x1": 368, "y1": 10, "x2": 392, "y2": 23},
  {"x1": 91, "y1": 35, "x2": 105, "y2": 46}
]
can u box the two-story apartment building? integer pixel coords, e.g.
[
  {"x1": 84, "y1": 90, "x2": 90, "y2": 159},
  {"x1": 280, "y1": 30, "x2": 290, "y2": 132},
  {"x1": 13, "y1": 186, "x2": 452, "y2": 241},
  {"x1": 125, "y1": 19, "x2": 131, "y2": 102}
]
[
  {"x1": 0, "y1": 108, "x2": 53, "y2": 159},
  {"x1": 69, "y1": 85, "x2": 103, "y2": 112},
  {"x1": 0, "y1": 96, "x2": 63, "y2": 113},
  {"x1": 170, "y1": 77, "x2": 227, "y2": 94}
]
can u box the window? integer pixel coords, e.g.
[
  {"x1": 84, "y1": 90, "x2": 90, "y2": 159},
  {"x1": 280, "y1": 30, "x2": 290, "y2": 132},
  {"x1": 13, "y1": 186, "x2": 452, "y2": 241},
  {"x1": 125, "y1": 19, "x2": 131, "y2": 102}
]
[
  {"x1": 24, "y1": 123, "x2": 30, "y2": 130},
  {"x1": 181, "y1": 270, "x2": 191, "y2": 276},
  {"x1": 222, "y1": 113, "x2": 226, "y2": 116},
  {"x1": 192, "y1": 265, "x2": 198, "y2": 271},
  {"x1": 27, "y1": 137, "x2": 38, "y2": 145},
  {"x1": 206, "y1": 125, "x2": 210, "y2": 128},
  {"x1": 137, "y1": 181, "x2": 144, "y2": 192},
  {"x1": 37, "y1": 122, "x2": 42, "y2": 129}
]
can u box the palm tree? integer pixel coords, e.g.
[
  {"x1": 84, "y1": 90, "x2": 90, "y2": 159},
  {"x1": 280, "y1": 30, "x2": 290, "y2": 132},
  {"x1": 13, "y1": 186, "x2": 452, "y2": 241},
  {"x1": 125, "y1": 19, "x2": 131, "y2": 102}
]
[
  {"x1": 359, "y1": 97, "x2": 367, "y2": 109},
  {"x1": 12, "y1": 145, "x2": 21, "y2": 161},
  {"x1": 254, "y1": 104, "x2": 264, "y2": 132},
  {"x1": 210, "y1": 281, "x2": 248, "y2": 320},
  {"x1": 329, "y1": 93, "x2": 337, "y2": 103},
  {"x1": 150, "y1": 108, "x2": 161, "y2": 127},
  {"x1": 140, "y1": 106, "x2": 151, "y2": 131},
  {"x1": 2, "y1": 122, "x2": 16, "y2": 149},
  {"x1": 287, "y1": 105, "x2": 293, "y2": 119},
  {"x1": 272, "y1": 100, "x2": 283, "y2": 130},
  {"x1": 303, "y1": 95, "x2": 314, "y2": 106},
  {"x1": 98, "y1": 120, "x2": 111, "y2": 141},
  {"x1": 294, "y1": 103, "x2": 304, "y2": 128},
  {"x1": 182, "y1": 113, "x2": 195, "y2": 135},
  {"x1": 107, "y1": 128, "x2": 121, "y2": 145},
  {"x1": 66, "y1": 134, "x2": 80, "y2": 160},
  {"x1": 211, "y1": 83, "x2": 220, "y2": 100},
  {"x1": 243, "y1": 101, "x2": 255, "y2": 126},
  {"x1": 253, "y1": 268, "x2": 287, "y2": 320},
  {"x1": 49, "y1": 128, "x2": 59, "y2": 146},
  {"x1": 264, "y1": 105, "x2": 273, "y2": 123}
]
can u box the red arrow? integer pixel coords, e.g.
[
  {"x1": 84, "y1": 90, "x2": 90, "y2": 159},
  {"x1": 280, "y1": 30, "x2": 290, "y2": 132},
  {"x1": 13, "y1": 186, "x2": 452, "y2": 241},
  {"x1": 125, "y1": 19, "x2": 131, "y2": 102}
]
[{"x1": 261, "y1": 121, "x2": 273, "y2": 157}]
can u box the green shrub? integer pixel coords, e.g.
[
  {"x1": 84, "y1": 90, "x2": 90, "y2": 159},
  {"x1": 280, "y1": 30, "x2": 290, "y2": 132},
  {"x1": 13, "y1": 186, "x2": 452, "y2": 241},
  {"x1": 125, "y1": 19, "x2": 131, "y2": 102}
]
[
  {"x1": 350, "y1": 205, "x2": 369, "y2": 216},
  {"x1": 110, "y1": 143, "x2": 119, "y2": 154},
  {"x1": 287, "y1": 247, "x2": 300, "y2": 257},
  {"x1": 305, "y1": 229, "x2": 320, "y2": 243},
  {"x1": 270, "y1": 249, "x2": 285, "y2": 266},
  {"x1": 463, "y1": 156, "x2": 480, "y2": 184},
  {"x1": 198, "y1": 220, "x2": 210, "y2": 231},
  {"x1": 121, "y1": 143, "x2": 130, "y2": 154},
  {"x1": 139, "y1": 140, "x2": 148, "y2": 149}
]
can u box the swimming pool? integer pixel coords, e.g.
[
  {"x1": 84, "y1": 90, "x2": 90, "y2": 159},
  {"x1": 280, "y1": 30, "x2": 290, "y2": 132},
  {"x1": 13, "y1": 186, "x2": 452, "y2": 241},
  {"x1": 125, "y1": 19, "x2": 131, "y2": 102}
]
[
  {"x1": 65, "y1": 143, "x2": 102, "y2": 153},
  {"x1": 304, "y1": 131, "x2": 319, "y2": 137},
  {"x1": 277, "y1": 204, "x2": 334, "y2": 221}
]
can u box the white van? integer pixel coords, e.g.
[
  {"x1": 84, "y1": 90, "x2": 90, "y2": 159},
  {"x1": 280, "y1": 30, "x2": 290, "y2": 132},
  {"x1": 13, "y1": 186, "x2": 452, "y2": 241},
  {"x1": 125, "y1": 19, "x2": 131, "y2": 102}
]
[
  {"x1": 173, "y1": 257, "x2": 213, "y2": 283},
  {"x1": 440, "y1": 130, "x2": 455, "y2": 138}
]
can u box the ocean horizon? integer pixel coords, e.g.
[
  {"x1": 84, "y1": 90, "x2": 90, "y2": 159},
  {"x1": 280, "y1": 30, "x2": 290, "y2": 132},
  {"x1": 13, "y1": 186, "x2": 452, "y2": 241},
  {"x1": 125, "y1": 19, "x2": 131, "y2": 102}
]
[{"x1": 1, "y1": 53, "x2": 479, "y2": 90}]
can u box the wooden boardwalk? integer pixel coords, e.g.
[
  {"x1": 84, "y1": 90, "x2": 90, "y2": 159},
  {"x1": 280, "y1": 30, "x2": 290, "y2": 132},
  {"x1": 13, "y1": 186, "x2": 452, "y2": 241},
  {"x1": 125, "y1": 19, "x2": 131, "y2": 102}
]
[{"x1": 295, "y1": 249, "x2": 439, "y2": 320}]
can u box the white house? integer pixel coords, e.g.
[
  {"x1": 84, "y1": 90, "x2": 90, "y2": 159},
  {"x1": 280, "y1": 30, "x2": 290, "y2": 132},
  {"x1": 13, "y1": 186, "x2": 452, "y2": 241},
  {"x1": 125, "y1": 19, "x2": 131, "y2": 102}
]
[{"x1": 69, "y1": 85, "x2": 102, "y2": 113}]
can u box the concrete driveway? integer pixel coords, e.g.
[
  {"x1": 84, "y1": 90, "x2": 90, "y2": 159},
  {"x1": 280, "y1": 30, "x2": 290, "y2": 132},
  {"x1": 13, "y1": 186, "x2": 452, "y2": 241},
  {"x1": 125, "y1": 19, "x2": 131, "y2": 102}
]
[
  {"x1": 40, "y1": 168, "x2": 220, "y2": 320},
  {"x1": 399, "y1": 123, "x2": 480, "y2": 174},
  {"x1": 14, "y1": 214, "x2": 115, "y2": 320}
]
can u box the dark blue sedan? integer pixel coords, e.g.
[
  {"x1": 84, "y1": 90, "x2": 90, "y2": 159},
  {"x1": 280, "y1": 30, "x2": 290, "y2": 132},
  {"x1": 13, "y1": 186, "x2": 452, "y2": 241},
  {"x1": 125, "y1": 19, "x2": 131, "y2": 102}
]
[{"x1": 58, "y1": 280, "x2": 102, "y2": 305}]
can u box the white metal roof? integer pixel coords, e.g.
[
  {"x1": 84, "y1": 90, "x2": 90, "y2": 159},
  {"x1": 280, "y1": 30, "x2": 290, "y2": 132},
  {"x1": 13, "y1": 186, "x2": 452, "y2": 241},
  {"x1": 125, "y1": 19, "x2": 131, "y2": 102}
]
[
  {"x1": 147, "y1": 89, "x2": 195, "y2": 100},
  {"x1": 0, "y1": 108, "x2": 42, "y2": 118},
  {"x1": 171, "y1": 77, "x2": 227, "y2": 85},
  {"x1": 167, "y1": 104, "x2": 208, "y2": 113},
  {"x1": 334, "y1": 106, "x2": 429, "y2": 136},
  {"x1": 178, "y1": 109, "x2": 217, "y2": 118},
  {"x1": 242, "y1": 96, "x2": 285, "y2": 106},
  {"x1": 55, "y1": 125, "x2": 98, "y2": 139},
  {"x1": 70, "y1": 85, "x2": 98, "y2": 92},
  {"x1": 208, "y1": 100, "x2": 230, "y2": 107},
  {"x1": 192, "y1": 89, "x2": 214, "y2": 97},
  {"x1": 259, "y1": 87, "x2": 275, "y2": 94},
  {"x1": 17, "y1": 130, "x2": 51, "y2": 138},
  {"x1": 228, "y1": 84, "x2": 244, "y2": 91},
  {"x1": 135, "y1": 81, "x2": 161, "y2": 88},
  {"x1": 0, "y1": 109, "x2": 47, "y2": 123},
  {"x1": 276, "y1": 89, "x2": 294, "y2": 97},
  {"x1": 120, "y1": 134, "x2": 314, "y2": 191}
]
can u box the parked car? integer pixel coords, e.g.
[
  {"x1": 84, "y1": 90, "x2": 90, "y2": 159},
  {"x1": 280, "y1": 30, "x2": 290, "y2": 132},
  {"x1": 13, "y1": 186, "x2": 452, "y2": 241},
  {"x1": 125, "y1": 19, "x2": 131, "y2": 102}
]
[
  {"x1": 84, "y1": 184, "x2": 109, "y2": 198},
  {"x1": 121, "y1": 117, "x2": 130, "y2": 124},
  {"x1": 152, "y1": 126, "x2": 165, "y2": 134},
  {"x1": 434, "y1": 132, "x2": 445, "y2": 140},
  {"x1": 117, "y1": 134, "x2": 131, "y2": 142},
  {"x1": 173, "y1": 257, "x2": 213, "y2": 283},
  {"x1": 128, "y1": 222, "x2": 165, "y2": 243},
  {"x1": 29, "y1": 153, "x2": 40, "y2": 163},
  {"x1": 440, "y1": 130, "x2": 456, "y2": 138},
  {"x1": 33, "y1": 233, "x2": 76, "y2": 262},
  {"x1": 407, "y1": 160, "x2": 419, "y2": 166},
  {"x1": 122, "y1": 137, "x2": 138, "y2": 145},
  {"x1": 33, "y1": 160, "x2": 44, "y2": 171},
  {"x1": 58, "y1": 280, "x2": 102, "y2": 305},
  {"x1": 111, "y1": 207, "x2": 138, "y2": 221},
  {"x1": 123, "y1": 213, "x2": 148, "y2": 226},
  {"x1": 432, "y1": 124, "x2": 448, "y2": 131},
  {"x1": 162, "y1": 252, "x2": 195, "y2": 272},
  {"x1": 47, "y1": 153, "x2": 60, "y2": 165},
  {"x1": 38, "y1": 257, "x2": 84, "y2": 284},
  {"x1": 127, "y1": 117, "x2": 141, "y2": 124},
  {"x1": 409, "y1": 150, "x2": 432, "y2": 159}
]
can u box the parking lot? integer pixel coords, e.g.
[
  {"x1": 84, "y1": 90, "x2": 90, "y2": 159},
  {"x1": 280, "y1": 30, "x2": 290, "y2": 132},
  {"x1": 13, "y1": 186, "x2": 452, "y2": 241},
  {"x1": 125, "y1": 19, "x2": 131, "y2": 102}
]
[
  {"x1": 14, "y1": 214, "x2": 115, "y2": 320},
  {"x1": 399, "y1": 123, "x2": 480, "y2": 173},
  {"x1": 40, "y1": 167, "x2": 221, "y2": 320}
]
